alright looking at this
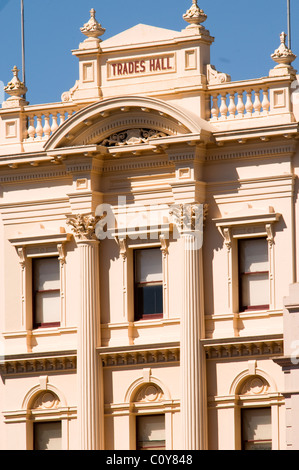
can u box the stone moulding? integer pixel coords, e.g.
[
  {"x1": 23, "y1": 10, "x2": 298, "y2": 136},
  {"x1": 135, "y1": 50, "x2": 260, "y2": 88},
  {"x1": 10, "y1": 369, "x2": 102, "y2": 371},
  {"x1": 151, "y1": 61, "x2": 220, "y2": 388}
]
[
  {"x1": 99, "y1": 343, "x2": 180, "y2": 368},
  {"x1": 203, "y1": 335, "x2": 283, "y2": 360},
  {"x1": 0, "y1": 351, "x2": 77, "y2": 376}
]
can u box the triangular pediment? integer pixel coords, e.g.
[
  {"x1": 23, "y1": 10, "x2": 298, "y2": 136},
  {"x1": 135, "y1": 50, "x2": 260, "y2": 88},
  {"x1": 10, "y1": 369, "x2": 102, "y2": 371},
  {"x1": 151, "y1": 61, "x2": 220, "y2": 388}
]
[{"x1": 101, "y1": 24, "x2": 180, "y2": 49}]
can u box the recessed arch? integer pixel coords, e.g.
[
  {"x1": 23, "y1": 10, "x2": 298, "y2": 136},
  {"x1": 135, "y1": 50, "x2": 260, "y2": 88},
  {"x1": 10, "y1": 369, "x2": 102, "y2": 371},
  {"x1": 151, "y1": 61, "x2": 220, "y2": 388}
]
[
  {"x1": 44, "y1": 95, "x2": 213, "y2": 151},
  {"x1": 22, "y1": 383, "x2": 67, "y2": 411},
  {"x1": 229, "y1": 368, "x2": 277, "y2": 396},
  {"x1": 124, "y1": 374, "x2": 171, "y2": 404}
]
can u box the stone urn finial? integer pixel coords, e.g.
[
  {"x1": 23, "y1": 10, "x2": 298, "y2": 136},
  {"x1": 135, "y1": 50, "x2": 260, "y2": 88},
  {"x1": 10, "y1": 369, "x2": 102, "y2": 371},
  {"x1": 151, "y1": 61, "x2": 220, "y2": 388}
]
[
  {"x1": 2, "y1": 66, "x2": 28, "y2": 108},
  {"x1": 80, "y1": 8, "x2": 105, "y2": 40},
  {"x1": 271, "y1": 31, "x2": 296, "y2": 66},
  {"x1": 270, "y1": 31, "x2": 297, "y2": 77},
  {"x1": 183, "y1": 0, "x2": 207, "y2": 28}
]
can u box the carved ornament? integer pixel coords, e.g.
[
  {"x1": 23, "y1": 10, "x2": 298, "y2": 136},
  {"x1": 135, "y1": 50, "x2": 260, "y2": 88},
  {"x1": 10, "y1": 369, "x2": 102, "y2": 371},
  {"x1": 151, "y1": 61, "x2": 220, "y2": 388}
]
[
  {"x1": 135, "y1": 384, "x2": 164, "y2": 403},
  {"x1": 100, "y1": 128, "x2": 167, "y2": 147},
  {"x1": 207, "y1": 64, "x2": 231, "y2": 85},
  {"x1": 183, "y1": 0, "x2": 207, "y2": 28},
  {"x1": 32, "y1": 391, "x2": 60, "y2": 410},
  {"x1": 271, "y1": 32, "x2": 296, "y2": 67},
  {"x1": 67, "y1": 213, "x2": 104, "y2": 241},
  {"x1": 80, "y1": 8, "x2": 105, "y2": 40}
]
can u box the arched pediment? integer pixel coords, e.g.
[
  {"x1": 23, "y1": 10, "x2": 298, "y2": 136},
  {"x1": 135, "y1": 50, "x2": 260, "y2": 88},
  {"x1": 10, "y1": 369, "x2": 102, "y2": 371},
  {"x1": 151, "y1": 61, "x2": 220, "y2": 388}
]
[{"x1": 44, "y1": 96, "x2": 213, "y2": 151}]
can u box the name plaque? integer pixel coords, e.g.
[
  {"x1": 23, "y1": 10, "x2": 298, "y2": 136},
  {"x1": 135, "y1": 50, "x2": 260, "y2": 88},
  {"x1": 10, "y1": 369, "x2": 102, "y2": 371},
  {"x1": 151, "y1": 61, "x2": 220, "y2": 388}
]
[{"x1": 107, "y1": 54, "x2": 176, "y2": 79}]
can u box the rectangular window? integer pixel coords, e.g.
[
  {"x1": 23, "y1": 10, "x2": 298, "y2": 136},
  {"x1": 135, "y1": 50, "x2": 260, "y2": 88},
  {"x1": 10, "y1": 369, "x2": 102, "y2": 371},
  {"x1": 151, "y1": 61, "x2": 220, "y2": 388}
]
[
  {"x1": 33, "y1": 257, "x2": 60, "y2": 328},
  {"x1": 241, "y1": 408, "x2": 272, "y2": 450},
  {"x1": 239, "y1": 238, "x2": 269, "y2": 311},
  {"x1": 34, "y1": 421, "x2": 62, "y2": 450},
  {"x1": 136, "y1": 415, "x2": 166, "y2": 450},
  {"x1": 134, "y1": 248, "x2": 163, "y2": 321}
]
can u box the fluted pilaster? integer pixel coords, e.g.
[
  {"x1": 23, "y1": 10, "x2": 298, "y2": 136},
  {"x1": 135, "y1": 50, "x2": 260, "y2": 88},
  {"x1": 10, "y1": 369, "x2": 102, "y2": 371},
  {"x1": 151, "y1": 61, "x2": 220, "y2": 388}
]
[
  {"x1": 170, "y1": 203, "x2": 207, "y2": 449},
  {"x1": 67, "y1": 214, "x2": 103, "y2": 450},
  {"x1": 77, "y1": 239, "x2": 101, "y2": 449}
]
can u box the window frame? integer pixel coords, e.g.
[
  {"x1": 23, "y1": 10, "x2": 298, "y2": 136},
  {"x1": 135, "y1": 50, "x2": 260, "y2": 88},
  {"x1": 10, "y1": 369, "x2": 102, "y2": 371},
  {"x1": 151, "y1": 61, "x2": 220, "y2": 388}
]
[
  {"x1": 241, "y1": 406, "x2": 272, "y2": 451},
  {"x1": 32, "y1": 256, "x2": 61, "y2": 329},
  {"x1": 133, "y1": 247, "x2": 164, "y2": 321},
  {"x1": 215, "y1": 210, "x2": 280, "y2": 315},
  {"x1": 136, "y1": 413, "x2": 166, "y2": 451},
  {"x1": 9, "y1": 231, "x2": 71, "y2": 331},
  {"x1": 238, "y1": 237, "x2": 270, "y2": 312}
]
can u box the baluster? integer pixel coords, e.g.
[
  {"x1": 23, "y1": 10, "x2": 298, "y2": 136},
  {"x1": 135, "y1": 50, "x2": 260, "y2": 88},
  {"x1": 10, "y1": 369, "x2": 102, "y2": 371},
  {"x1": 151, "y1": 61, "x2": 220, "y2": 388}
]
[
  {"x1": 228, "y1": 92, "x2": 236, "y2": 118},
  {"x1": 253, "y1": 89, "x2": 262, "y2": 115},
  {"x1": 236, "y1": 91, "x2": 245, "y2": 117},
  {"x1": 59, "y1": 112, "x2": 66, "y2": 125},
  {"x1": 245, "y1": 90, "x2": 253, "y2": 116},
  {"x1": 36, "y1": 114, "x2": 43, "y2": 139},
  {"x1": 211, "y1": 94, "x2": 219, "y2": 120},
  {"x1": 51, "y1": 113, "x2": 59, "y2": 133},
  {"x1": 43, "y1": 114, "x2": 51, "y2": 139},
  {"x1": 27, "y1": 115, "x2": 36, "y2": 140},
  {"x1": 219, "y1": 93, "x2": 228, "y2": 119},
  {"x1": 262, "y1": 89, "x2": 270, "y2": 114}
]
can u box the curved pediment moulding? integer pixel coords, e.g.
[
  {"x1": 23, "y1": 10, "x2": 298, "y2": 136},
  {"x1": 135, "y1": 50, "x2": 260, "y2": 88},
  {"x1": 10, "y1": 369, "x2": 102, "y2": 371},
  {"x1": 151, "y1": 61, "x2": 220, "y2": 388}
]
[{"x1": 44, "y1": 96, "x2": 214, "y2": 152}]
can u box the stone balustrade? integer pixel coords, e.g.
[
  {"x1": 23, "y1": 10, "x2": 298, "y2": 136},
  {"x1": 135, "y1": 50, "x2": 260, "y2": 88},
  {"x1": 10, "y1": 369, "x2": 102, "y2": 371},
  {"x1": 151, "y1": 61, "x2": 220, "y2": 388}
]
[
  {"x1": 22, "y1": 104, "x2": 79, "y2": 141},
  {"x1": 206, "y1": 77, "x2": 294, "y2": 121}
]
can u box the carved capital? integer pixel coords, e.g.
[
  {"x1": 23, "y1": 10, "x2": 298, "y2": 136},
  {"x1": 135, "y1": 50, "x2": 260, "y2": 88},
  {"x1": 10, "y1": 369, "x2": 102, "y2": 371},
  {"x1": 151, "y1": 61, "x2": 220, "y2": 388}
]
[
  {"x1": 169, "y1": 203, "x2": 207, "y2": 233},
  {"x1": 67, "y1": 213, "x2": 103, "y2": 241}
]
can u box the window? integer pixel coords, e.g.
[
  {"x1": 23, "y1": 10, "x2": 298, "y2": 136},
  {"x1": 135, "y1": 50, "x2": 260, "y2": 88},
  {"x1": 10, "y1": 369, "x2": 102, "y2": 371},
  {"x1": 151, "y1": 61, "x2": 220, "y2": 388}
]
[
  {"x1": 134, "y1": 248, "x2": 163, "y2": 320},
  {"x1": 241, "y1": 408, "x2": 272, "y2": 450},
  {"x1": 239, "y1": 238, "x2": 269, "y2": 311},
  {"x1": 33, "y1": 257, "x2": 60, "y2": 328},
  {"x1": 34, "y1": 421, "x2": 62, "y2": 450},
  {"x1": 136, "y1": 415, "x2": 165, "y2": 450}
]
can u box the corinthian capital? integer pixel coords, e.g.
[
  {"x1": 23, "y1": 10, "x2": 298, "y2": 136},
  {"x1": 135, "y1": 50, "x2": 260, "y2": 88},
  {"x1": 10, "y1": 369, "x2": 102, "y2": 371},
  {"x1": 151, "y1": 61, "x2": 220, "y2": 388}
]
[
  {"x1": 169, "y1": 203, "x2": 207, "y2": 233},
  {"x1": 67, "y1": 213, "x2": 103, "y2": 241}
]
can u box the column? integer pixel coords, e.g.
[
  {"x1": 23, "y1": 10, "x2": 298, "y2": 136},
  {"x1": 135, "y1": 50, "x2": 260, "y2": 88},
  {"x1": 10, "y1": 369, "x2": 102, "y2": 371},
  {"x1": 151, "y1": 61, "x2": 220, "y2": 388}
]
[
  {"x1": 67, "y1": 214, "x2": 103, "y2": 450},
  {"x1": 170, "y1": 203, "x2": 207, "y2": 450}
]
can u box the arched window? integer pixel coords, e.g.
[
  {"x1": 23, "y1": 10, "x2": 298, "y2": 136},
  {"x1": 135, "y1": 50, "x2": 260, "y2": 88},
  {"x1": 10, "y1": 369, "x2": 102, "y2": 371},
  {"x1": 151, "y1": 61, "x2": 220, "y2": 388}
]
[
  {"x1": 133, "y1": 384, "x2": 166, "y2": 451},
  {"x1": 237, "y1": 376, "x2": 274, "y2": 451},
  {"x1": 31, "y1": 391, "x2": 62, "y2": 450}
]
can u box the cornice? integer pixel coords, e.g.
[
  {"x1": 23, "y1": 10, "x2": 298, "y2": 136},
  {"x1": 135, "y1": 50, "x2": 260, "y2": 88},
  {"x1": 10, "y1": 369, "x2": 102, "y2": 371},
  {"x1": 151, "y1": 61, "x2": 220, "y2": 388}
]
[
  {"x1": 203, "y1": 334, "x2": 283, "y2": 360},
  {"x1": 98, "y1": 342, "x2": 180, "y2": 368},
  {"x1": 0, "y1": 350, "x2": 77, "y2": 376},
  {"x1": 206, "y1": 141, "x2": 297, "y2": 163}
]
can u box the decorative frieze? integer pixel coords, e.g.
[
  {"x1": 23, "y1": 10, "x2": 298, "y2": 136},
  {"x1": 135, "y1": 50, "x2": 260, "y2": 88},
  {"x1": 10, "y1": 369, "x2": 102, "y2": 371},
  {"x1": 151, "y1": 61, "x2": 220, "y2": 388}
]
[
  {"x1": 100, "y1": 128, "x2": 168, "y2": 147},
  {"x1": 100, "y1": 346, "x2": 180, "y2": 368},
  {"x1": 204, "y1": 337, "x2": 283, "y2": 360},
  {"x1": 0, "y1": 351, "x2": 77, "y2": 376}
]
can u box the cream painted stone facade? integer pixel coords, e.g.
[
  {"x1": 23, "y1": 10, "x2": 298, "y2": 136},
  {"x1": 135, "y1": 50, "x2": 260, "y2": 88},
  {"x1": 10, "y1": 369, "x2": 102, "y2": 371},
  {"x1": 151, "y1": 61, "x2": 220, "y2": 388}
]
[{"x1": 0, "y1": 2, "x2": 299, "y2": 450}]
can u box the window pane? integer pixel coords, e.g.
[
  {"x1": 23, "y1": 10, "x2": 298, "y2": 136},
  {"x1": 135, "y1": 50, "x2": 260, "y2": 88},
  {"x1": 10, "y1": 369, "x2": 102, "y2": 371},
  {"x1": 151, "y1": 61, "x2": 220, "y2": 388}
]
[
  {"x1": 135, "y1": 249, "x2": 162, "y2": 283},
  {"x1": 137, "y1": 415, "x2": 165, "y2": 450},
  {"x1": 241, "y1": 273, "x2": 269, "y2": 308},
  {"x1": 33, "y1": 257, "x2": 60, "y2": 290},
  {"x1": 240, "y1": 238, "x2": 268, "y2": 273},
  {"x1": 35, "y1": 291, "x2": 61, "y2": 325},
  {"x1": 242, "y1": 408, "x2": 272, "y2": 450},
  {"x1": 34, "y1": 421, "x2": 62, "y2": 450},
  {"x1": 136, "y1": 284, "x2": 163, "y2": 316}
]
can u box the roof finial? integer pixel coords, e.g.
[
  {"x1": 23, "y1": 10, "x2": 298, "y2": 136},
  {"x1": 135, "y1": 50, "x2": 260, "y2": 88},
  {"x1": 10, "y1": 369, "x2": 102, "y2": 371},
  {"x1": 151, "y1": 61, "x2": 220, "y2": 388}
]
[
  {"x1": 80, "y1": 8, "x2": 105, "y2": 40},
  {"x1": 183, "y1": 0, "x2": 207, "y2": 28},
  {"x1": 269, "y1": 31, "x2": 297, "y2": 77},
  {"x1": 2, "y1": 65, "x2": 28, "y2": 108}
]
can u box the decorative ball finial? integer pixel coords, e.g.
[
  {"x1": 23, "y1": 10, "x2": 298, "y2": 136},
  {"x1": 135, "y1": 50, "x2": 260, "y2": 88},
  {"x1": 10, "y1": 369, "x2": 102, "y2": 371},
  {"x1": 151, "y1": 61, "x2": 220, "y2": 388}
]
[
  {"x1": 80, "y1": 8, "x2": 105, "y2": 40},
  {"x1": 183, "y1": 0, "x2": 207, "y2": 28}
]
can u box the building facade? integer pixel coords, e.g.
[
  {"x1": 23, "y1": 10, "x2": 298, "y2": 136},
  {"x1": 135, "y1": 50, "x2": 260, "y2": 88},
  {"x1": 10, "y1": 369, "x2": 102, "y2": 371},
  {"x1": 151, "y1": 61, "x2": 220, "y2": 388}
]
[{"x1": 0, "y1": 2, "x2": 299, "y2": 450}]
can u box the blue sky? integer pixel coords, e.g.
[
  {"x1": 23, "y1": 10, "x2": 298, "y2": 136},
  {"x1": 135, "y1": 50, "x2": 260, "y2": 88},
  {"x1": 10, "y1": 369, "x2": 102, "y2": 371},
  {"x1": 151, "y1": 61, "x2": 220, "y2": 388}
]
[{"x1": 0, "y1": 0, "x2": 298, "y2": 105}]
